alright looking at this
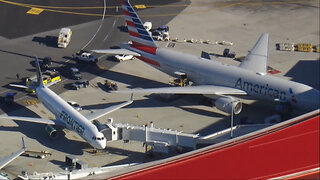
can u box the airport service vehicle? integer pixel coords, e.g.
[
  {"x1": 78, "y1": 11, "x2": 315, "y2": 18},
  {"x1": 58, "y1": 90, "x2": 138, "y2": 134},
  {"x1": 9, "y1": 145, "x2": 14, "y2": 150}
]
[
  {"x1": 73, "y1": 50, "x2": 98, "y2": 63},
  {"x1": 67, "y1": 101, "x2": 82, "y2": 111},
  {"x1": 155, "y1": 25, "x2": 169, "y2": 35},
  {"x1": 0, "y1": 138, "x2": 26, "y2": 170},
  {"x1": 223, "y1": 48, "x2": 236, "y2": 58},
  {"x1": 93, "y1": 0, "x2": 319, "y2": 115},
  {"x1": 154, "y1": 25, "x2": 169, "y2": 41},
  {"x1": 42, "y1": 70, "x2": 61, "y2": 85},
  {"x1": 40, "y1": 56, "x2": 52, "y2": 70},
  {"x1": 104, "y1": 80, "x2": 118, "y2": 91},
  {"x1": 25, "y1": 70, "x2": 61, "y2": 86},
  {"x1": 22, "y1": 150, "x2": 51, "y2": 159},
  {"x1": 10, "y1": 70, "x2": 61, "y2": 94},
  {"x1": 0, "y1": 57, "x2": 133, "y2": 149},
  {"x1": 151, "y1": 31, "x2": 166, "y2": 41},
  {"x1": 57, "y1": 28, "x2": 72, "y2": 48},
  {"x1": 115, "y1": 54, "x2": 134, "y2": 61},
  {"x1": 143, "y1": 21, "x2": 152, "y2": 31},
  {"x1": 72, "y1": 79, "x2": 89, "y2": 90},
  {"x1": 70, "y1": 67, "x2": 82, "y2": 80}
]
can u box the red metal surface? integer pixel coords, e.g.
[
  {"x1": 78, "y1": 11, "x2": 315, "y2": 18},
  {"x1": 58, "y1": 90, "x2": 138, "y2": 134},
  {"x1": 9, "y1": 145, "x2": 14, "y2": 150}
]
[
  {"x1": 130, "y1": 41, "x2": 157, "y2": 55},
  {"x1": 136, "y1": 56, "x2": 161, "y2": 67},
  {"x1": 125, "y1": 20, "x2": 135, "y2": 27},
  {"x1": 128, "y1": 31, "x2": 140, "y2": 38},
  {"x1": 115, "y1": 114, "x2": 319, "y2": 179}
]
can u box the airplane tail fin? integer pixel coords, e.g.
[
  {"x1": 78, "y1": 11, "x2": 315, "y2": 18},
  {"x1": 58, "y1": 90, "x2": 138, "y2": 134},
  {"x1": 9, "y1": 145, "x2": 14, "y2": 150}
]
[
  {"x1": 121, "y1": 0, "x2": 157, "y2": 48},
  {"x1": 34, "y1": 56, "x2": 44, "y2": 87}
]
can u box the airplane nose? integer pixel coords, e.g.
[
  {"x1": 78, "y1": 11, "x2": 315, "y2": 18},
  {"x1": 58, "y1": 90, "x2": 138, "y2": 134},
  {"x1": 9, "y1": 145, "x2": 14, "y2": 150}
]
[
  {"x1": 100, "y1": 140, "x2": 107, "y2": 149},
  {"x1": 96, "y1": 139, "x2": 106, "y2": 149}
]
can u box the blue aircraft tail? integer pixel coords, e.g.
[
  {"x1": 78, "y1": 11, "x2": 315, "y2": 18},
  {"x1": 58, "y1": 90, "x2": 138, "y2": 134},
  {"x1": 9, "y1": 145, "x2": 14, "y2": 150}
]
[
  {"x1": 34, "y1": 56, "x2": 44, "y2": 87},
  {"x1": 121, "y1": 0, "x2": 157, "y2": 48}
]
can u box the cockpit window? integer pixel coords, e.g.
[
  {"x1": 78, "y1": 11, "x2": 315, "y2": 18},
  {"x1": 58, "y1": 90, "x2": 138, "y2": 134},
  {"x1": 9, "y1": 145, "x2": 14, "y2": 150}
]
[{"x1": 92, "y1": 136, "x2": 104, "y2": 140}]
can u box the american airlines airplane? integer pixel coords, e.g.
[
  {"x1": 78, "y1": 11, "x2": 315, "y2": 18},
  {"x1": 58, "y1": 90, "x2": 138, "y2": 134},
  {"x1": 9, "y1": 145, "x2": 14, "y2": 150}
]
[
  {"x1": 93, "y1": 0, "x2": 319, "y2": 114},
  {"x1": 0, "y1": 57, "x2": 133, "y2": 149}
]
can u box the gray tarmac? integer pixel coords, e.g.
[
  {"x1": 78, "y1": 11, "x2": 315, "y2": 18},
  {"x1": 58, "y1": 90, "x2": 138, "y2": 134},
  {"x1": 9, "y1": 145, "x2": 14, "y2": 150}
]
[{"x1": 0, "y1": 0, "x2": 319, "y2": 178}]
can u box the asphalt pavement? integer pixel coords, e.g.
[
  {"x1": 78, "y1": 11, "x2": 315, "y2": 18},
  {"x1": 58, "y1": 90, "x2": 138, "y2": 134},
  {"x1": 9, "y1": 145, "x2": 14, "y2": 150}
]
[{"x1": 0, "y1": 0, "x2": 190, "y2": 113}]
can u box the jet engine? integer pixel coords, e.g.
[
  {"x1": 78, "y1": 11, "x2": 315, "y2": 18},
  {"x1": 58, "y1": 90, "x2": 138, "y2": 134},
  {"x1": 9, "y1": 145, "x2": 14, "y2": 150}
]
[
  {"x1": 215, "y1": 96, "x2": 242, "y2": 114},
  {"x1": 45, "y1": 125, "x2": 58, "y2": 139}
]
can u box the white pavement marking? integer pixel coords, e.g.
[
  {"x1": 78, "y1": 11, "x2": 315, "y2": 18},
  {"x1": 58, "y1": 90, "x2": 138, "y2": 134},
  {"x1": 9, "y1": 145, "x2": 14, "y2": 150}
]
[
  {"x1": 103, "y1": 18, "x2": 118, "y2": 42},
  {"x1": 81, "y1": 0, "x2": 107, "y2": 50}
]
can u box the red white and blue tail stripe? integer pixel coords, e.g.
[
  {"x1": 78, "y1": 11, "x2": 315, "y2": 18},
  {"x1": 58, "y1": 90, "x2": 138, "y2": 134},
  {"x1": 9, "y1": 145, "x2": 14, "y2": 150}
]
[{"x1": 121, "y1": 0, "x2": 157, "y2": 48}]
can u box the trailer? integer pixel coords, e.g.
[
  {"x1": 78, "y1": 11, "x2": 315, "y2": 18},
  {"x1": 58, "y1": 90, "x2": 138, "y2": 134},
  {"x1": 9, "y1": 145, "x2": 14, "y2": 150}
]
[
  {"x1": 296, "y1": 43, "x2": 313, "y2": 52},
  {"x1": 22, "y1": 150, "x2": 52, "y2": 159}
]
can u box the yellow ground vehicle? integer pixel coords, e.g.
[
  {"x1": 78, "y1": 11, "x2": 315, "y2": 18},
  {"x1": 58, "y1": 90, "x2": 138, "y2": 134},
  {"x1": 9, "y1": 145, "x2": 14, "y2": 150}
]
[
  {"x1": 24, "y1": 70, "x2": 61, "y2": 93},
  {"x1": 42, "y1": 70, "x2": 61, "y2": 84},
  {"x1": 296, "y1": 43, "x2": 313, "y2": 52}
]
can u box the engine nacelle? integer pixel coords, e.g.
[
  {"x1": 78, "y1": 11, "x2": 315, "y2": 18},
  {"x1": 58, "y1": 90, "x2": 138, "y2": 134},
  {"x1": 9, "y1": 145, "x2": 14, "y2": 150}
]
[
  {"x1": 45, "y1": 125, "x2": 58, "y2": 139},
  {"x1": 215, "y1": 96, "x2": 242, "y2": 114}
]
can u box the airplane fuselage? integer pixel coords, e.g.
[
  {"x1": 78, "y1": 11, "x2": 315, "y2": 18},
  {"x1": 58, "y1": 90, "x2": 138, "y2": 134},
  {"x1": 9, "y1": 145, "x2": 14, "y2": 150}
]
[
  {"x1": 36, "y1": 86, "x2": 106, "y2": 149},
  {"x1": 129, "y1": 46, "x2": 319, "y2": 111}
]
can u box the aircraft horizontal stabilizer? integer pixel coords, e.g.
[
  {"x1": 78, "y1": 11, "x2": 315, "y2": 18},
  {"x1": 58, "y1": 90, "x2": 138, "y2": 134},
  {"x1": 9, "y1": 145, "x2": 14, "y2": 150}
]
[
  {"x1": 114, "y1": 85, "x2": 247, "y2": 95},
  {"x1": 9, "y1": 84, "x2": 29, "y2": 89},
  {"x1": 0, "y1": 115, "x2": 57, "y2": 125},
  {"x1": 92, "y1": 49, "x2": 141, "y2": 56},
  {"x1": 0, "y1": 137, "x2": 26, "y2": 169},
  {"x1": 85, "y1": 97, "x2": 133, "y2": 121}
]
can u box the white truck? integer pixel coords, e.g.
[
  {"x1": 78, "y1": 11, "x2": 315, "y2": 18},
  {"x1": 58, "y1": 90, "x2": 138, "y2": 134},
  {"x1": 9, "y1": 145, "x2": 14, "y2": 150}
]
[
  {"x1": 115, "y1": 54, "x2": 134, "y2": 62},
  {"x1": 72, "y1": 50, "x2": 98, "y2": 63},
  {"x1": 143, "y1": 21, "x2": 152, "y2": 31},
  {"x1": 57, "y1": 28, "x2": 72, "y2": 48}
]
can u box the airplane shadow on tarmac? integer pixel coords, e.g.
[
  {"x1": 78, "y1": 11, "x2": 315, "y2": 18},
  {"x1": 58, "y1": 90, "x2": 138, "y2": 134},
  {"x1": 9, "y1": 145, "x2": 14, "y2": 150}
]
[
  {"x1": 99, "y1": 70, "x2": 169, "y2": 89},
  {"x1": 0, "y1": 102, "x2": 89, "y2": 155},
  {"x1": 285, "y1": 59, "x2": 320, "y2": 90},
  {"x1": 104, "y1": 146, "x2": 177, "y2": 166}
]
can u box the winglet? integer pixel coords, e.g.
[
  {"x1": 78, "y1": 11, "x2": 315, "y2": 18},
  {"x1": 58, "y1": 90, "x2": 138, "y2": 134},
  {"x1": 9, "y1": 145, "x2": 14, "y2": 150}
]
[
  {"x1": 239, "y1": 33, "x2": 269, "y2": 74},
  {"x1": 22, "y1": 137, "x2": 26, "y2": 150},
  {"x1": 34, "y1": 56, "x2": 44, "y2": 87},
  {"x1": 130, "y1": 93, "x2": 134, "y2": 101}
]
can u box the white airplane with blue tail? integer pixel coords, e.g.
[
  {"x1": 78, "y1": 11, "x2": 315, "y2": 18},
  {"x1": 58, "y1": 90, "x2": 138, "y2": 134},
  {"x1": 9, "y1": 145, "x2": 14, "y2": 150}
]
[{"x1": 0, "y1": 57, "x2": 133, "y2": 149}]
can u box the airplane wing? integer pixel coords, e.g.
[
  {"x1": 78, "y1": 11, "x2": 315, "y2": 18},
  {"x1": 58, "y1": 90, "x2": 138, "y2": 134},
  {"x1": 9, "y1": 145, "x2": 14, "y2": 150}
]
[
  {"x1": 0, "y1": 137, "x2": 26, "y2": 169},
  {"x1": 92, "y1": 49, "x2": 141, "y2": 56},
  {"x1": 239, "y1": 33, "x2": 269, "y2": 74},
  {"x1": 114, "y1": 85, "x2": 247, "y2": 95},
  {"x1": 85, "y1": 97, "x2": 133, "y2": 121},
  {"x1": 0, "y1": 116, "x2": 57, "y2": 125}
]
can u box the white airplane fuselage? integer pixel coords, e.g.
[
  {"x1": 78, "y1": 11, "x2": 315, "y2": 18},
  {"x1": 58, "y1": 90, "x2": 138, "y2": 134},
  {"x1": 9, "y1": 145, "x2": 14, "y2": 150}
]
[
  {"x1": 127, "y1": 45, "x2": 319, "y2": 111},
  {"x1": 36, "y1": 86, "x2": 106, "y2": 149}
]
